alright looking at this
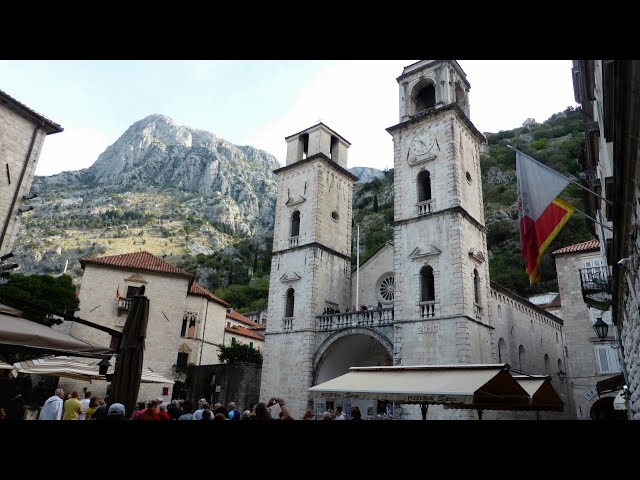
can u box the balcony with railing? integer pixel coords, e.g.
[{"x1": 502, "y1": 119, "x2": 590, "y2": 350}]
[
  {"x1": 283, "y1": 317, "x2": 294, "y2": 331},
  {"x1": 316, "y1": 308, "x2": 394, "y2": 332},
  {"x1": 419, "y1": 301, "x2": 438, "y2": 319},
  {"x1": 416, "y1": 199, "x2": 434, "y2": 216},
  {"x1": 474, "y1": 303, "x2": 483, "y2": 321},
  {"x1": 579, "y1": 266, "x2": 612, "y2": 310},
  {"x1": 117, "y1": 297, "x2": 133, "y2": 316},
  {"x1": 289, "y1": 236, "x2": 299, "y2": 248}
]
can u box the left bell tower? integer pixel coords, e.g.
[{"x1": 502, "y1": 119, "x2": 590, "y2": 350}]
[{"x1": 260, "y1": 123, "x2": 357, "y2": 419}]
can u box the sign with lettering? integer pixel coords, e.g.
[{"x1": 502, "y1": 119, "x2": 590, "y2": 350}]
[{"x1": 584, "y1": 386, "x2": 598, "y2": 402}]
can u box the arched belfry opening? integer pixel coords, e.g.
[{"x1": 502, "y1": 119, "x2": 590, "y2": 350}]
[
  {"x1": 291, "y1": 211, "x2": 300, "y2": 237},
  {"x1": 420, "y1": 265, "x2": 435, "y2": 302},
  {"x1": 300, "y1": 133, "x2": 309, "y2": 160},
  {"x1": 330, "y1": 135, "x2": 338, "y2": 160},
  {"x1": 455, "y1": 82, "x2": 466, "y2": 107},
  {"x1": 285, "y1": 288, "x2": 295, "y2": 317},
  {"x1": 417, "y1": 170, "x2": 431, "y2": 202},
  {"x1": 411, "y1": 80, "x2": 436, "y2": 115}
]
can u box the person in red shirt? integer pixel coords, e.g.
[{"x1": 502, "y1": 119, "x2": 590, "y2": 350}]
[
  {"x1": 158, "y1": 404, "x2": 171, "y2": 420},
  {"x1": 140, "y1": 400, "x2": 161, "y2": 420}
]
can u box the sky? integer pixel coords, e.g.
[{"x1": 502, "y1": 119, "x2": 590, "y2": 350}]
[{"x1": 0, "y1": 60, "x2": 578, "y2": 176}]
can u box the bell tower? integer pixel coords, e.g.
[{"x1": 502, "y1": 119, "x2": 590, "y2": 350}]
[
  {"x1": 260, "y1": 123, "x2": 357, "y2": 419},
  {"x1": 387, "y1": 60, "x2": 493, "y2": 367}
]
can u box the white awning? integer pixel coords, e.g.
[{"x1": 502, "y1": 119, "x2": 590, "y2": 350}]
[
  {"x1": 309, "y1": 364, "x2": 530, "y2": 409},
  {"x1": 140, "y1": 367, "x2": 174, "y2": 384},
  {"x1": 0, "y1": 360, "x2": 14, "y2": 370},
  {"x1": 13, "y1": 356, "x2": 104, "y2": 382},
  {"x1": 14, "y1": 356, "x2": 175, "y2": 384},
  {"x1": 613, "y1": 391, "x2": 626, "y2": 411}
]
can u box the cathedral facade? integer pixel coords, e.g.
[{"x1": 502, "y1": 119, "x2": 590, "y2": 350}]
[{"x1": 260, "y1": 60, "x2": 570, "y2": 419}]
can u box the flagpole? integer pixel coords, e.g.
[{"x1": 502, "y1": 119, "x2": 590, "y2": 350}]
[
  {"x1": 572, "y1": 207, "x2": 614, "y2": 232},
  {"x1": 506, "y1": 145, "x2": 614, "y2": 206}
]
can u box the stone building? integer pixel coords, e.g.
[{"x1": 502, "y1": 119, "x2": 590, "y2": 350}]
[
  {"x1": 572, "y1": 60, "x2": 640, "y2": 419},
  {"x1": 58, "y1": 251, "x2": 262, "y2": 405},
  {"x1": 552, "y1": 239, "x2": 623, "y2": 419},
  {"x1": 260, "y1": 60, "x2": 568, "y2": 420},
  {"x1": 0, "y1": 90, "x2": 63, "y2": 257}
]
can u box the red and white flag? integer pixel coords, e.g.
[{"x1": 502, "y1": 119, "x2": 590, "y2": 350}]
[{"x1": 516, "y1": 150, "x2": 575, "y2": 285}]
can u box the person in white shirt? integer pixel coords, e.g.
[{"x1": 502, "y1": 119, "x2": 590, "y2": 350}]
[
  {"x1": 78, "y1": 391, "x2": 92, "y2": 420},
  {"x1": 38, "y1": 388, "x2": 65, "y2": 420},
  {"x1": 334, "y1": 406, "x2": 346, "y2": 420}
]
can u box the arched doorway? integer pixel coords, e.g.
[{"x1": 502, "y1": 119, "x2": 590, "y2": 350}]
[
  {"x1": 590, "y1": 396, "x2": 627, "y2": 420},
  {"x1": 313, "y1": 330, "x2": 392, "y2": 418}
]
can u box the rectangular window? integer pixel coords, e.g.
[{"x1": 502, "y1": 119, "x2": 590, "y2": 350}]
[
  {"x1": 231, "y1": 337, "x2": 236, "y2": 345},
  {"x1": 595, "y1": 345, "x2": 620, "y2": 374},
  {"x1": 176, "y1": 352, "x2": 189, "y2": 370},
  {"x1": 126, "y1": 286, "x2": 140, "y2": 298},
  {"x1": 604, "y1": 176, "x2": 613, "y2": 221}
]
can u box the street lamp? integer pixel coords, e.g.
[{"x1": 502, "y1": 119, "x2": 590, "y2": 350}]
[
  {"x1": 593, "y1": 316, "x2": 609, "y2": 340},
  {"x1": 98, "y1": 358, "x2": 111, "y2": 376}
]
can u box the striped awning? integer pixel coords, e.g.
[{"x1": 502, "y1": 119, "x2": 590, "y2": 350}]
[
  {"x1": 14, "y1": 356, "x2": 175, "y2": 384},
  {"x1": 13, "y1": 356, "x2": 104, "y2": 382},
  {"x1": 0, "y1": 360, "x2": 14, "y2": 370}
]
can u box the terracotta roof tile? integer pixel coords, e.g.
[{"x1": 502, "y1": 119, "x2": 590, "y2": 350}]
[
  {"x1": 225, "y1": 325, "x2": 265, "y2": 341},
  {"x1": 188, "y1": 283, "x2": 230, "y2": 308},
  {"x1": 80, "y1": 251, "x2": 193, "y2": 279},
  {"x1": 541, "y1": 295, "x2": 562, "y2": 309},
  {"x1": 226, "y1": 309, "x2": 259, "y2": 327},
  {"x1": 552, "y1": 239, "x2": 600, "y2": 256},
  {"x1": 249, "y1": 324, "x2": 266, "y2": 331}
]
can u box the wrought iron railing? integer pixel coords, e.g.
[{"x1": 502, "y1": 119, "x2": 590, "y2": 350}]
[{"x1": 579, "y1": 266, "x2": 611, "y2": 309}]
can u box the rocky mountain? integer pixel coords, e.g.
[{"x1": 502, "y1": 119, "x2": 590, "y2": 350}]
[
  {"x1": 15, "y1": 115, "x2": 280, "y2": 277},
  {"x1": 350, "y1": 166, "x2": 386, "y2": 183}
]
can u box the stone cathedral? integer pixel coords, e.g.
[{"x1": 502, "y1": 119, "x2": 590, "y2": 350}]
[{"x1": 260, "y1": 60, "x2": 569, "y2": 420}]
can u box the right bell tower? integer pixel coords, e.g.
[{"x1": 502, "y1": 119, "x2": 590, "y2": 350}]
[{"x1": 386, "y1": 60, "x2": 494, "y2": 367}]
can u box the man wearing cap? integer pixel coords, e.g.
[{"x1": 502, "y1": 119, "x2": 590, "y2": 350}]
[{"x1": 107, "y1": 403, "x2": 126, "y2": 420}]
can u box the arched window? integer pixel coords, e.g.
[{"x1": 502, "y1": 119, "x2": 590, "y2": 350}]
[
  {"x1": 417, "y1": 170, "x2": 431, "y2": 202},
  {"x1": 285, "y1": 288, "x2": 295, "y2": 317},
  {"x1": 544, "y1": 354, "x2": 550, "y2": 374},
  {"x1": 518, "y1": 345, "x2": 526, "y2": 371},
  {"x1": 557, "y1": 358, "x2": 563, "y2": 372},
  {"x1": 291, "y1": 211, "x2": 300, "y2": 237},
  {"x1": 455, "y1": 82, "x2": 465, "y2": 106},
  {"x1": 415, "y1": 84, "x2": 436, "y2": 112},
  {"x1": 420, "y1": 266, "x2": 435, "y2": 302},
  {"x1": 498, "y1": 338, "x2": 507, "y2": 363},
  {"x1": 473, "y1": 269, "x2": 480, "y2": 304}
]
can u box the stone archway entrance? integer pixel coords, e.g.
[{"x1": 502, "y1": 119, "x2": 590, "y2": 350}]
[
  {"x1": 312, "y1": 328, "x2": 392, "y2": 418},
  {"x1": 590, "y1": 396, "x2": 626, "y2": 420}
]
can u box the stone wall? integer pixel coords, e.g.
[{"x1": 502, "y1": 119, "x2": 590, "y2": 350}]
[
  {"x1": 188, "y1": 362, "x2": 261, "y2": 413},
  {"x1": 0, "y1": 103, "x2": 49, "y2": 255}
]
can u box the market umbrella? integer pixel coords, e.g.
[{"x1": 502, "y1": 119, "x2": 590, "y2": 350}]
[{"x1": 108, "y1": 291, "x2": 149, "y2": 419}]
